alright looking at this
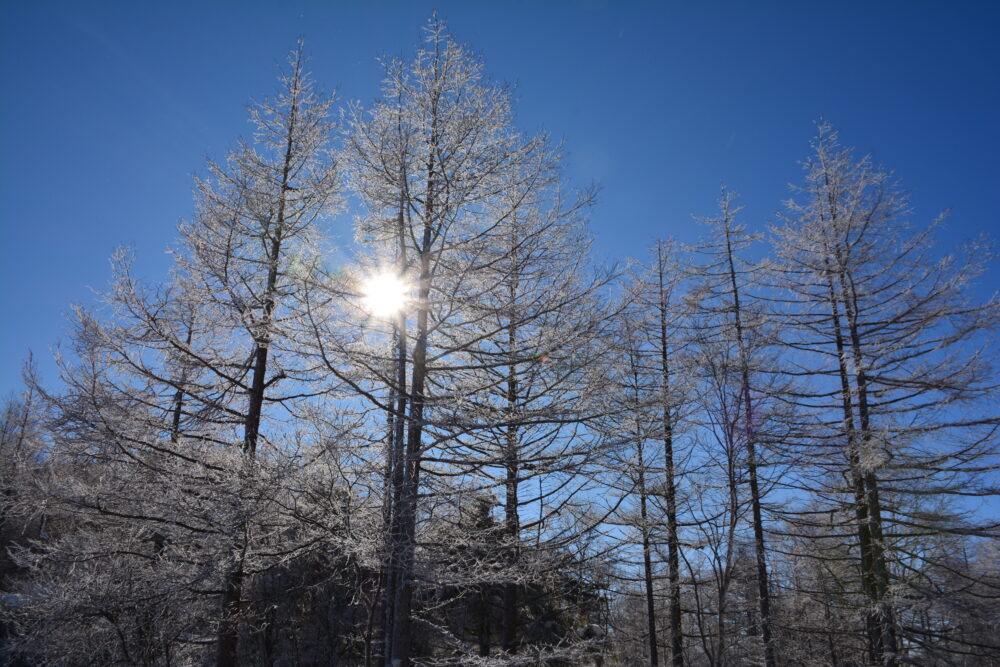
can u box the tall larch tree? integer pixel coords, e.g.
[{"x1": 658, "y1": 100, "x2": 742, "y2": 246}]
[
  {"x1": 686, "y1": 190, "x2": 778, "y2": 667},
  {"x1": 770, "y1": 122, "x2": 1000, "y2": 665},
  {"x1": 342, "y1": 17, "x2": 573, "y2": 666}
]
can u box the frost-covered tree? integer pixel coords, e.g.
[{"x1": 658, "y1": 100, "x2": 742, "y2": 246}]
[
  {"x1": 686, "y1": 190, "x2": 779, "y2": 667},
  {"x1": 175, "y1": 41, "x2": 342, "y2": 667},
  {"x1": 338, "y1": 16, "x2": 610, "y2": 665},
  {"x1": 770, "y1": 122, "x2": 1000, "y2": 665},
  {"x1": 603, "y1": 240, "x2": 692, "y2": 667},
  {"x1": 448, "y1": 183, "x2": 616, "y2": 660},
  {"x1": 2, "y1": 43, "x2": 343, "y2": 667}
]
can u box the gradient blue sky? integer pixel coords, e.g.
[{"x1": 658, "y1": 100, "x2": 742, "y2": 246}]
[{"x1": 2, "y1": 0, "x2": 998, "y2": 394}]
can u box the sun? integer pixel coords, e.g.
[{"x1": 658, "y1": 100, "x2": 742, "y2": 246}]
[{"x1": 361, "y1": 272, "x2": 408, "y2": 318}]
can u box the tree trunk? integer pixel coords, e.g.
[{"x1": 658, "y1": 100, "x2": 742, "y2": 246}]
[
  {"x1": 837, "y1": 264, "x2": 898, "y2": 665},
  {"x1": 382, "y1": 202, "x2": 410, "y2": 664},
  {"x1": 722, "y1": 229, "x2": 775, "y2": 667},
  {"x1": 502, "y1": 296, "x2": 521, "y2": 654},
  {"x1": 655, "y1": 246, "x2": 684, "y2": 667},
  {"x1": 638, "y1": 437, "x2": 660, "y2": 667},
  {"x1": 825, "y1": 268, "x2": 884, "y2": 665},
  {"x1": 215, "y1": 53, "x2": 301, "y2": 667},
  {"x1": 386, "y1": 176, "x2": 435, "y2": 667}
]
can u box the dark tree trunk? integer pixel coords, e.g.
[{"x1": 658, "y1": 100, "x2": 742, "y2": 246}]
[
  {"x1": 501, "y1": 306, "x2": 521, "y2": 654},
  {"x1": 386, "y1": 180, "x2": 434, "y2": 667},
  {"x1": 655, "y1": 246, "x2": 684, "y2": 667},
  {"x1": 638, "y1": 438, "x2": 660, "y2": 667},
  {"x1": 169, "y1": 318, "x2": 194, "y2": 444},
  {"x1": 837, "y1": 264, "x2": 898, "y2": 665},
  {"x1": 722, "y1": 229, "x2": 775, "y2": 667},
  {"x1": 825, "y1": 267, "x2": 885, "y2": 665},
  {"x1": 381, "y1": 202, "x2": 410, "y2": 665},
  {"x1": 215, "y1": 52, "x2": 301, "y2": 667},
  {"x1": 385, "y1": 47, "x2": 442, "y2": 662}
]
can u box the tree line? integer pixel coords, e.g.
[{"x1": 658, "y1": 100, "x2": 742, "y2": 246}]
[{"x1": 2, "y1": 18, "x2": 998, "y2": 667}]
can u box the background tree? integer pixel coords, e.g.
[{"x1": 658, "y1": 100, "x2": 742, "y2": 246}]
[
  {"x1": 450, "y1": 183, "x2": 615, "y2": 660},
  {"x1": 603, "y1": 240, "x2": 692, "y2": 667},
  {"x1": 686, "y1": 190, "x2": 780, "y2": 667}
]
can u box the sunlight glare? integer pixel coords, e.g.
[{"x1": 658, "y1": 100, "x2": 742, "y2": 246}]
[{"x1": 361, "y1": 272, "x2": 408, "y2": 318}]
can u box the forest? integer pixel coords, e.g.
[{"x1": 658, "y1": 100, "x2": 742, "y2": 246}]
[{"x1": 1, "y1": 17, "x2": 998, "y2": 667}]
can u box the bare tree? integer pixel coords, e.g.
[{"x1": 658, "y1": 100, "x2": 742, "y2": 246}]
[
  {"x1": 340, "y1": 16, "x2": 585, "y2": 665},
  {"x1": 3, "y1": 43, "x2": 341, "y2": 667},
  {"x1": 179, "y1": 43, "x2": 341, "y2": 666},
  {"x1": 605, "y1": 241, "x2": 691, "y2": 667},
  {"x1": 686, "y1": 190, "x2": 778, "y2": 667},
  {"x1": 451, "y1": 184, "x2": 616, "y2": 660},
  {"x1": 769, "y1": 122, "x2": 1000, "y2": 665}
]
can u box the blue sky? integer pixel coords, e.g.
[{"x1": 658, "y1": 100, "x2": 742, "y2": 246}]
[{"x1": 1, "y1": 0, "x2": 998, "y2": 395}]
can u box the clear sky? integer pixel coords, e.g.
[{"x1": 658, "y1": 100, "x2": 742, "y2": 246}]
[{"x1": 2, "y1": 0, "x2": 998, "y2": 395}]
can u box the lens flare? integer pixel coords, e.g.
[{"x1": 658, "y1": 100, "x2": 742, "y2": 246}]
[{"x1": 361, "y1": 272, "x2": 408, "y2": 318}]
